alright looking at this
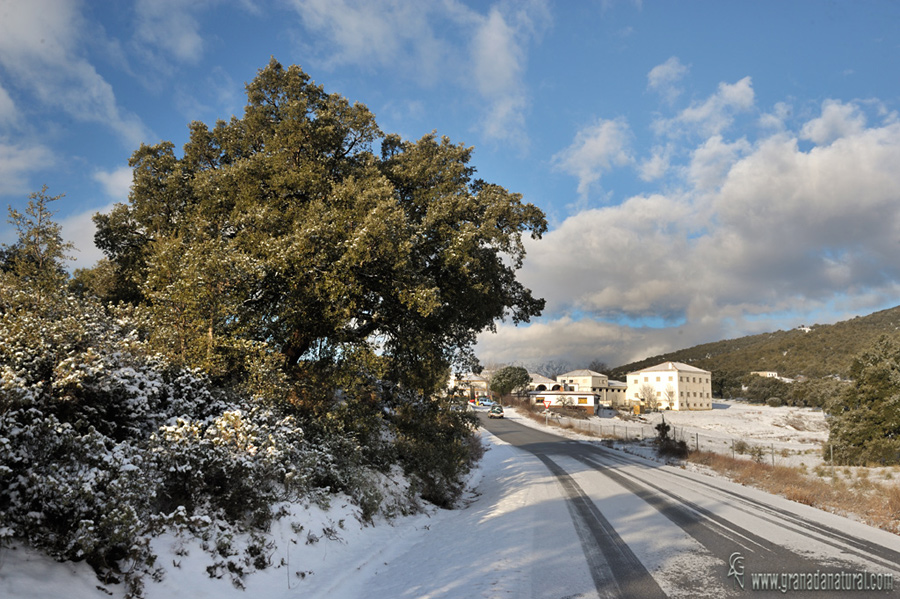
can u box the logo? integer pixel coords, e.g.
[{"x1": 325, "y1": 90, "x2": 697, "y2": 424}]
[{"x1": 728, "y1": 552, "x2": 745, "y2": 590}]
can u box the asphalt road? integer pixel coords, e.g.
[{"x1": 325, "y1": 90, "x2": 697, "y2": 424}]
[{"x1": 479, "y1": 412, "x2": 900, "y2": 598}]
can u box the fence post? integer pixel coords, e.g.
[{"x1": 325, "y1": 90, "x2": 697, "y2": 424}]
[
  {"x1": 830, "y1": 444, "x2": 835, "y2": 480},
  {"x1": 695, "y1": 432, "x2": 699, "y2": 452},
  {"x1": 771, "y1": 443, "x2": 775, "y2": 467}
]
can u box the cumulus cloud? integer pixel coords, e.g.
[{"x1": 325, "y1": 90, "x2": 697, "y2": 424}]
[
  {"x1": 479, "y1": 100, "x2": 900, "y2": 368},
  {"x1": 799, "y1": 99, "x2": 867, "y2": 145},
  {"x1": 551, "y1": 117, "x2": 633, "y2": 198},
  {"x1": 60, "y1": 205, "x2": 114, "y2": 270},
  {"x1": 687, "y1": 135, "x2": 751, "y2": 191},
  {"x1": 647, "y1": 56, "x2": 688, "y2": 103},
  {"x1": 638, "y1": 145, "x2": 671, "y2": 181},
  {"x1": 0, "y1": 0, "x2": 149, "y2": 147},
  {"x1": 93, "y1": 166, "x2": 133, "y2": 200},
  {"x1": 655, "y1": 76, "x2": 755, "y2": 138}
]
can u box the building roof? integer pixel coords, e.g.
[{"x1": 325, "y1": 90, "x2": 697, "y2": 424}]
[
  {"x1": 529, "y1": 373, "x2": 557, "y2": 385},
  {"x1": 558, "y1": 369, "x2": 606, "y2": 378},
  {"x1": 627, "y1": 361, "x2": 710, "y2": 375}
]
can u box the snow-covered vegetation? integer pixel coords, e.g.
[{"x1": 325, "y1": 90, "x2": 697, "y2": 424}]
[
  {"x1": 0, "y1": 58, "x2": 545, "y2": 595},
  {"x1": 0, "y1": 281, "x2": 478, "y2": 596}
]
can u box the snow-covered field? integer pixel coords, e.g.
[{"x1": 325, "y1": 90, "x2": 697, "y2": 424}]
[{"x1": 510, "y1": 400, "x2": 829, "y2": 468}]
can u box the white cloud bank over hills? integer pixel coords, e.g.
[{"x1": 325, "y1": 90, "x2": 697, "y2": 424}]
[{"x1": 479, "y1": 85, "x2": 900, "y2": 368}]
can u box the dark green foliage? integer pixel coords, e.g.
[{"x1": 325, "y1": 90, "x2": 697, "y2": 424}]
[
  {"x1": 92, "y1": 58, "x2": 545, "y2": 396},
  {"x1": 2, "y1": 186, "x2": 74, "y2": 306},
  {"x1": 742, "y1": 375, "x2": 789, "y2": 404},
  {"x1": 655, "y1": 416, "x2": 688, "y2": 459},
  {"x1": 826, "y1": 336, "x2": 900, "y2": 465},
  {"x1": 489, "y1": 365, "x2": 531, "y2": 397}
]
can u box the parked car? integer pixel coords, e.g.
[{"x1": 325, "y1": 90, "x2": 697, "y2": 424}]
[{"x1": 488, "y1": 405, "x2": 504, "y2": 418}]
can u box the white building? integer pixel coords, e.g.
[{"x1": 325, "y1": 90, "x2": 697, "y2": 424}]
[
  {"x1": 555, "y1": 369, "x2": 628, "y2": 408},
  {"x1": 448, "y1": 373, "x2": 490, "y2": 399},
  {"x1": 556, "y1": 369, "x2": 607, "y2": 392},
  {"x1": 528, "y1": 390, "x2": 598, "y2": 413},
  {"x1": 528, "y1": 373, "x2": 562, "y2": 392},
  {"x1": 626, "y1": 361, "x2": 713, "y2": 411}
]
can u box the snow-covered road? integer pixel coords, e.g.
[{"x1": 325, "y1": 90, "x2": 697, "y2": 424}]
[
  {"x1": 3, "y1": 411, "x2": 899, "y2": 598},
  {"x1": 480, "y1": 413, "x2": 900, "y2": 598}
]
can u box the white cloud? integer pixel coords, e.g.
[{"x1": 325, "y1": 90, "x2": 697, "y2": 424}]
[
  {"x1": 93, "y1": 167, "x2": 133, "y2": 200},
  {"x1": 0, "y1": 0, "x2": 150, "y2": 147},
  {"x1": 759, "y1": 101, "x2": 792, "y2": 131},
  {"x1": 639, "y1": 145, "x2": 670, "y2": 181},
  {"x1": 0, "y1": 141, "x2": 54, "y2": 195},
  {"x1": 687, "y1": 135, "x2": 750, "y2": 191},
  {"x1": 287, "y1": 0, "x2": 550, "y2": 145},
  {"x1": 647, "y1": 56, "x2": 688, "y2": 103},
  {"x1": 288, "y1": 0, "x2": 445, "y2": 77},
  {"x1": 656, "y1": 76, "x2": 756, "y2": 138},
  {"x1": 799, "y1": 99, "x2": 866, "y2": 145},
  {"x1": 552, "y1": 117, "x2": 632, "y2": 197},
  {"x1": 482, "y1": 110, "x2": 900, "y2": 368},
  {"x1": 60, "y1": 203, "x2": 116, "y2": 270},
  {"x1": 134, "y1": 0, "x2": 207, "y2": 64},
  {"x1": 0, "y1": 84, "x2": 16, "y2": 125}
]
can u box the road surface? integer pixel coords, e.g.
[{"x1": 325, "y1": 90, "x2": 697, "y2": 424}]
[{"x1": 478, "y1": 411, "x2": 900, "y2": 598}]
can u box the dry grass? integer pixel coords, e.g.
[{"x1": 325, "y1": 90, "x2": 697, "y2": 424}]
[{"x1": 688, "y1": 450, "x2": 900, "y2": 534}]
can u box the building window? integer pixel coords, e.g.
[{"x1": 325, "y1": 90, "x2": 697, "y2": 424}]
[
  {"x1": 644, "y1": 376, "x2": 648, "y2": 382},
  {"x1": 656, "y1": 376, "x2": 660, "y2": 382}
]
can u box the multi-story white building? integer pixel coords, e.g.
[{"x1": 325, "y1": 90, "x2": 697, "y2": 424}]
[
  {"x1": 556, "y1": 369, "x2": 608, "y2": 392},
  {"x1": 555, "y1": 369, "x2": 628, "y2": 408},
  {"x1": 626, "y1": 361, "x2": 713, "y2": 410}
]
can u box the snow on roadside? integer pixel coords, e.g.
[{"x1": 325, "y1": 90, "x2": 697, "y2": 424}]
[{"x1": 0, "y1": 428, "x2": 599, "y2": 599}]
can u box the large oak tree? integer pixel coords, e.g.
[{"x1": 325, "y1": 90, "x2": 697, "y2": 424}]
[{"x1": 94, "y1": 59, "x2": 545, "y2": 395}]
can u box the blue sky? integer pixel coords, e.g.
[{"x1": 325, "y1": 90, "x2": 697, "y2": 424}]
[{"x1": 1, "y1": 1, "x2": 899, "y2": 370}]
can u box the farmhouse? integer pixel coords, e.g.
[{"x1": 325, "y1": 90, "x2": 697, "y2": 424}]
[{"x1": 626, "y1": 361, "x2": 713, "y2": 411}]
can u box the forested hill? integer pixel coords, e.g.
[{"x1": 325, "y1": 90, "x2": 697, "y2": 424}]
[{"x1": 609, "y1": 305, "x2": 900, "y2": 380}]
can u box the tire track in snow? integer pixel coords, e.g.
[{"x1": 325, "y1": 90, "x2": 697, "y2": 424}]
[
  {"x1": 584, "y1": 444, "x2": 900, "y2": 573},
  {"x1": 535, "y1": 453, "x2": 668, "y2": 599}
]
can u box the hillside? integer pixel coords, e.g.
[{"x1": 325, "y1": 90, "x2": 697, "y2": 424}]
[{"x1": 609, "y1": 305, "x2": 900, "y2": 380}]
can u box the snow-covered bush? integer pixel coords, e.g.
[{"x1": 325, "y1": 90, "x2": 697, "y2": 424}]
[
  {"x1": 0, "y1": 287, "x2": 330, "y2": 595},
  {"x1": 0, "y1": 272, "x2": 481, "y2": 595}
]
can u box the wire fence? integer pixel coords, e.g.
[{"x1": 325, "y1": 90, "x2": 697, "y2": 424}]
[{"x1": 537, "y1": 411, "x2": 812, "y2": 467}]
